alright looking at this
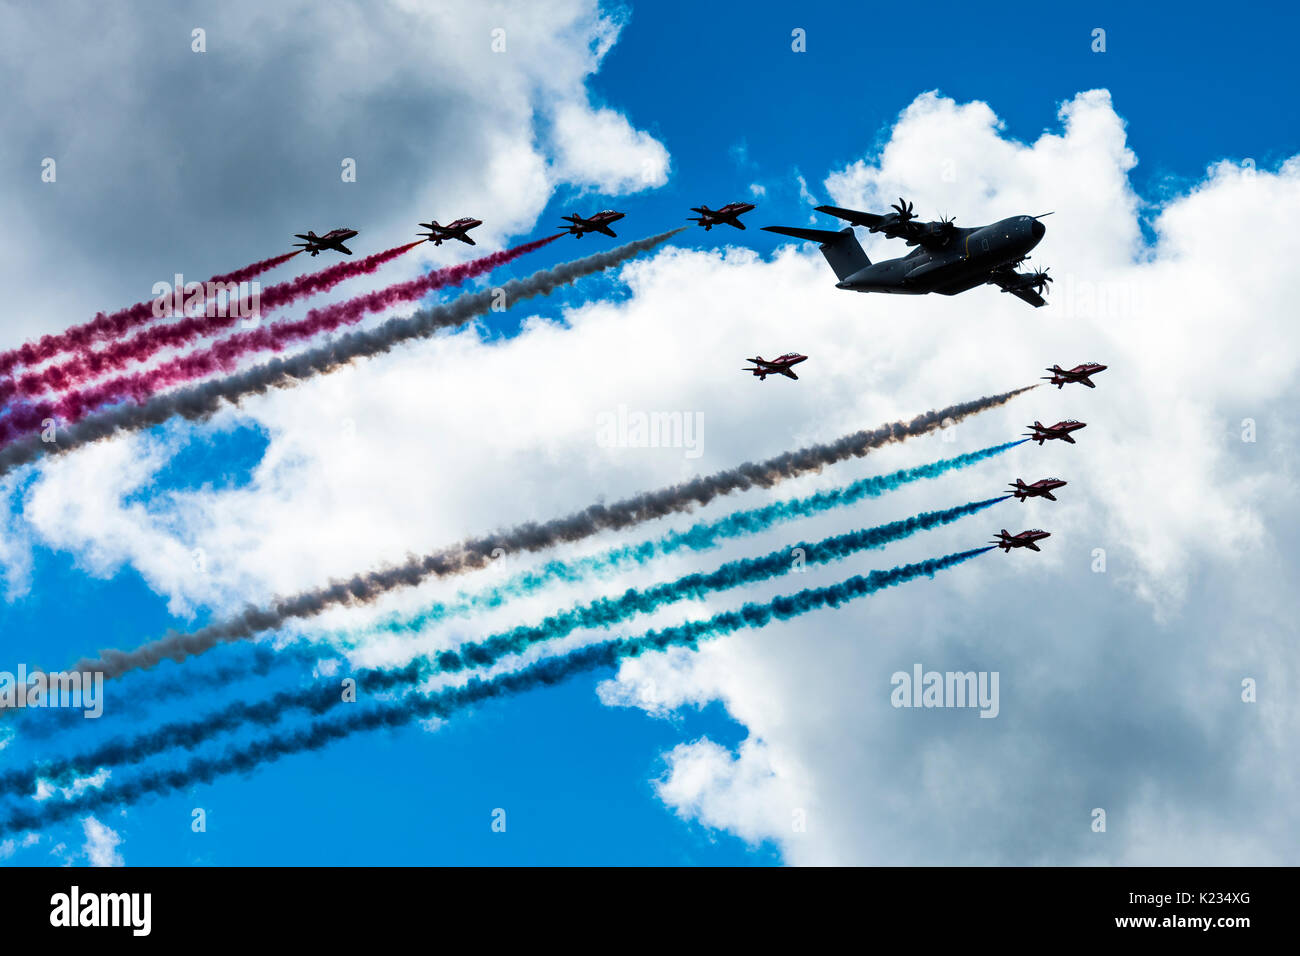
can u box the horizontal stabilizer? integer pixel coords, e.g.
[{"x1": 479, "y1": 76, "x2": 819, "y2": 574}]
[
  {"x1": 763, "y1": 226, "x2": 870, "y2": 281},
  {"x1": 762, "y1": 226, "x2": 849, "y2": 243}
]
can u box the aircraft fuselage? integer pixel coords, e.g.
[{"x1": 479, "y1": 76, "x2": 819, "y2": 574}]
[{"x1": 836, "y1": 216, "x2": 1044, "y2": 294}]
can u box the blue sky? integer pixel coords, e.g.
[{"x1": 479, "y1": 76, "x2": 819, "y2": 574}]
[
  {"x1": 1, "y1": 0, "x2": 1297, "y2": 866},
  {"x1": 472, "y1": 0, "x2": 1300, "y2": 332}
]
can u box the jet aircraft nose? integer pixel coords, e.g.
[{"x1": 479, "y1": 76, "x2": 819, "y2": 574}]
[{"x1": 1030, "y1": 219, "x2": 1045, "y2": 242}]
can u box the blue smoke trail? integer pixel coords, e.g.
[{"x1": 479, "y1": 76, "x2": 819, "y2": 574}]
[
  {"x1": 423, "y1": 496, "x2": 1006, "y2": 674},
  {"x1": 8, "y1": 643, "x2": 324, "y2": 741},
  {"x1": 0, "y1": 546, "x2": 992, "y2": 835},
  {"x1": 369, "y1": 440, "x2": 1025, "y2": 641},
  {"x1": 0, "y1": 498, "x2": 1000, "y2": 800}
]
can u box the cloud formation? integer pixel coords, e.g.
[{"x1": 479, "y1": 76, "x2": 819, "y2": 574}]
[{"x1": 3, "y1": 82, "x2": 1297, "y2": 865}]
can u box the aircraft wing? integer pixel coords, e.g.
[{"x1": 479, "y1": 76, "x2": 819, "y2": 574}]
[
  {"x1": 595, "y1": 224, "x2": 618, "y2": 237},
  {"x1": 780, "y1": 368, "x2": 799, "y2": 380},
  {"x1": 815, "y1": 205, "x2": 956, "y2": 251},
  {"x1": 458, "y1": 235, "x2": 476, "y2": 245},
  {"x1": 335, "y1": 243, "x2": 353, "y2": 255},
  {"x1": 1007, "y1": 286, "x2": 1046, "y2": 308},
  {"x1": 815, "y1": 205, "x2": 886, "y2": 228},
  {"x1": 989, "y1": 272, "x2": 1047, "y2": 308},
  {"x1": 728, "y1": 219, "x2": 747, "y2": 230},
  {"x1": 1026, "y1": 541, "x2": 1041, "y2": 551}
]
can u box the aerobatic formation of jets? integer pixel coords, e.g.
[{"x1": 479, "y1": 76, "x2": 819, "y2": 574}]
[
  {"x1": 283, "y1": 201, "x2": 1106, "y2": 563},
  {"x1": 743, "y1": 353, "x2": 808, "y2": 380}
]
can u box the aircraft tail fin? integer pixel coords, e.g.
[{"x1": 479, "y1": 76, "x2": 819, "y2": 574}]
[{"x1": 762, "y1": 226, "x2": 870, "y2": 281}]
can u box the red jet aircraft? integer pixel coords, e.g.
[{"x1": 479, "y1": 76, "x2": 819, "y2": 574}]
[
  {"x1": 991, "y1": 529, "x2": 1051, "y2": 552},
  {"x1": 1025, "y1": 420, "x2": 1087, "y2": 445},
  {"x1": 1043, "y1": 363, "x2": 1107, "y2": 389},
  {"x1": 743, "y1": 353, "x2": 808, "y2": 380},
  {"x1": 418, "y1": 217, "x2": 482, "y2": 246},
  {"x1": 1008, "y1": 478, "x2": 1067, "y2": 501},
  {"x1": 689, "y1": 202, "x2": 757, "y2": 231},
  {"x1": 292, "y1": 228, "x2": 358, "y2": 257},
  {"x1": 559, "y1": 210, "x2": 625, "y2": 238}
]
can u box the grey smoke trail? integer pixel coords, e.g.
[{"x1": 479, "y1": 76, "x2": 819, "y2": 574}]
[
  {"x1": 73, "y1": 384, "x2": 1034, "y2": 681},
  {"x1": 0, "y1": 228, "x2": 686, "y2": 477}
]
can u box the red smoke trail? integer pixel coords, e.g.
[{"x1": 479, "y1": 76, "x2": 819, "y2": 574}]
[
  {"x1": 0, "y1": 235, "x2": 561, "y2": 444},
  {"x1": 0, "y1": 251, "x2": 302, "y2": 378},
  {"x1": 0, "y1": 242, "x2": 426, "y2": 405},
  {"x1": 208, "y1": 252, "x2": 303, "y2": 286}
]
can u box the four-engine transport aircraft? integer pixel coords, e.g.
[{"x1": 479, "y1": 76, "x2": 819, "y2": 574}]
[
  {"x1": 559, "y1": 210, "x2": 626, "y2": 238},
  {"x1": 1043, "y1": 362, "x2": 1107, "y2": 389},
  {"x1": 743, "y1": 353, "x2": 808, "y2": 380},
  {"x1": 763, "y1": 198, "x2": 1054, "y2": 307},
  {"x1": 1025, "y1": 420, "x2": 1087, "y2": 445},
  {"x1": 418, "y1": 217, "x2": 483, "y2": 246},
  {"x1": 292, "y1": 228, "x2": 359, "y2": 257},
  {"x1": 992, "y1": 529, "x2": 1051, "y2": 552},
  {"x1": 1008, "y1": 478, "x2": 1067, "y2": 502},
  {"x1": 689, "y1": 202, "x2": 757, "y2": 230}
]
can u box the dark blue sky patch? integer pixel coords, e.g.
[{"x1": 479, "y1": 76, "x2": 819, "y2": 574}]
[{"x1": 122, "y1": 421, "x2": 270, "y2": 505}]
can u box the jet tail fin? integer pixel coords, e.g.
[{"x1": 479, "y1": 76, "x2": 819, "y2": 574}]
[{"x1": 763, "y1": 226, "x2": 870, "y2": 281}]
